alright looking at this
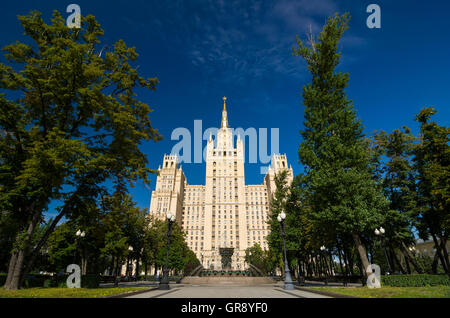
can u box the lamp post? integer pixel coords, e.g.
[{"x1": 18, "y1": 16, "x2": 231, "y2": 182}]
[
  {"x1": 375, "y1": 227, "x2": 392, "y2": 275},
  {"x1": 277, "y1": 211, "x2": 294, "y2": 290},
  {"x1": 73, "y1": 229, "x2": 85, "y2": 264},
  {"x1": 159, "y1": 212, "x2": 176, "y2": 290},
  {"x1": 320, "y1": 245, "x2": 329, "y2": 286},
  {"x1": 127, "y1": 246, "x2": 134, "y2": 280},
  {"x1": 201, "y1": 252, "x2": 204, "y2": 269}
]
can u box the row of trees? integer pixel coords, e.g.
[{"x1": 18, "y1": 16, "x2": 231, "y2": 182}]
[
  {"x1": 26, "y1": 192, "x2": 200, "y2": 279},
  {"x1": 0, "y1": 10, "x2": 198, "y2": 289},
  {"x1": 255, "y1": 14, "x2": 448, "y2": 280}
]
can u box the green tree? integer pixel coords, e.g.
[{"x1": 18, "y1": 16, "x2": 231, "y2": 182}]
[
  {"x1": 372, "y1": 127, "x2": 423, "y2": 273},
  {"x1": 0, "y1": 211, "x2": 19, "y2": 272},
  {"x1": 183, "y1": 249, "x2": 201, "y2": 276},
  {"x1": 287, "y1": 174, "x2": 316, "y2": 278},
  {"x1": 412, "y1": 107, "x2": 449, "y2": 273},
  {"x1": 0, "y1": 10, "x2": 161, "y2": 289},
  {"x1": 156, "y1": 222, "x2": 192, "y2": 274},
  {"x1": 100, "y1": 192, "x2": 136, "y2": 282},
  {"x1": 245, "y1": 243, "x2": 269, "y2": 274},
  {"x1": 292, "y1": 13, "x2": 388, "y2": 276},
  {"x1": 266, "y1": 170, "x2": 289, "y2": 272},
  {"x1": 142, "y1": 216, "x2": 164, "y2": 276}
]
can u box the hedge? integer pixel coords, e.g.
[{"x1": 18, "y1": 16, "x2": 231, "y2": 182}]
[
  {"x1": 381, "y1": 274, "x2": 450, "y2": 287},
  {"x1": 0, "y1": 273, "x2": 7, "y2": 286},
  {"x1": 0, "y1": 273, "x2": 100, "y2": 289}
]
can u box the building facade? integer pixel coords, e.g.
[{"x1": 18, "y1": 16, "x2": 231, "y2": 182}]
[{"x1": 148, "y1": 98, "x2": 293, "y2": 270}]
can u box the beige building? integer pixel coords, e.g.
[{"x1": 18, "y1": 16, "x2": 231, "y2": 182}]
[{"x1": 148, "y1": 98, "x2": 293, "y2": 270}]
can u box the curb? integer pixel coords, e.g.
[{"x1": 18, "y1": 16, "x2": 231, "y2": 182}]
[
  {"x1": 104, "y1": 287, "x2": 159, "y2": 298},
  {"x1": 294, "y1": 286, "x2": 359, "y2": 298}
]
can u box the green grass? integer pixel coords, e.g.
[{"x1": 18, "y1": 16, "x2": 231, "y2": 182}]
[
  {"x1": 308, "y1": 286, "x2": 450, "y2": 298},
  {"x1": 0, "y1": 287, "x2": 150, "y2": 298}
]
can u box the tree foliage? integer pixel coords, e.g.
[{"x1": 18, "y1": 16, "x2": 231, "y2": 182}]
[
  {"x1": 292, "y1": 13, "x2": 387, "y2": 274},
  {"x1": 0, "y1": 10, "x2": 161, "y2": 289}
]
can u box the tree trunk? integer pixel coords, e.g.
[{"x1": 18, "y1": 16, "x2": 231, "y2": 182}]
[
  {"x1": 5, "y1": 252, "x2": 18, "y2": 289},
  {"x1": 391, "y1": 248, "x2": 406, "y2": 274},
  {"x1": 437, "y1": 234, "x2": 450, "y2": 273},
  {"x1": 5, "y1": 209, "x2": 41, "y2": 290},
  {"x1": 21, "y1": 208, "x2": 67, "y2": 284},
  {"x1": 431, "y1": 233, "x2": 448, "y2": 273},
  {"x1": 313, "y1": 257, "x2": 318, "y2": 277},
  {"x1": 432, "y1": 253, "x2": 439, "y2": 274},
  {"x1": 352, "y1": 233, "x2": 370, "y2": 277},
  {"x1": 337, "y1": 248, "x2": 344, "y2": 276},
  {"x1": 399, "y1": 241, "x2": 423, "y2": 273},
  {"x1": 344, "y1": 247, "x2": 354, "y2": 276},
  {"x1": 114, "y1": 257, "x2": 120, "y2": 287},
  {"x1": 404, "y1": 254, "x2": 411, "y2": 274},
  {"x1": 135, "y1": 255, "x2": 140, "y2": 279},
  {"x1": 356, "y1": 257, "x2": 365, "y2": 286},
  {"x1": 329, "y1": 253, "x2": 335, "y2": 276},
  {"x1": 5, "y1": 250, "x2": 26, "y2": 290},
  {"x1": 343, "y1": 249, "x2": 350, "y2": 274}
]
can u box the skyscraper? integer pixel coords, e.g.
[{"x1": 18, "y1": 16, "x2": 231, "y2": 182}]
[{"x1": 149, "y1": 98, "x2": 293, "y2": 270}]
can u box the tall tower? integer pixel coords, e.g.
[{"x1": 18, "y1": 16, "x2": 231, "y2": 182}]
[
  {"x1": 148, "y1": 97, "x2": 293, "y2": 272},
  {"x1": 264, "y1": 154, "x2": 294, "y2": 206},
  {"x1": 148, "y1": 155, "x2": 185, "y2": 223},
  {"x1": 201, "y1": 97, "x2": 247, "y2": 270}
]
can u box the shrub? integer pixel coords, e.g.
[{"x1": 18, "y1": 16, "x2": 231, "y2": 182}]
[
  {"x1": 1, "y1": 273, "x2": 100, "y2": 289},
  {"x1": 0, "y1": 273, "x2": 7, "y2": 286},
  {"x1": 381, "y1": 274, "x2": 450, "y2": 287},
  {"x1": 81, "y1": 274, "x2": 100, "y2": 288}
]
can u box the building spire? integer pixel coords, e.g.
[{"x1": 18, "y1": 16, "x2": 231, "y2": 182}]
[{"x1": 221, "y1": 96, "x2": 228, "y2": 128}]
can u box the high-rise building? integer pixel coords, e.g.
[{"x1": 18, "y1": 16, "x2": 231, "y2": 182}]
[{"x1": 149, "y1": 98, "x2": 293, "y2": 270}]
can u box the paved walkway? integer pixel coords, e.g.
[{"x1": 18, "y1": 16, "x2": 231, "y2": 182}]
[
  {"x1": 125, "y1": 283, "x2": 331, "y2": 298},
  {"x1": 303, "y1": 280, "x2": 362, "y2": 287}
]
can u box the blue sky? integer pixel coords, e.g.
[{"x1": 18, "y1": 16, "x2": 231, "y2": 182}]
[{"x1": 1, "y1": 0, "x2": 449, "y2": 214}]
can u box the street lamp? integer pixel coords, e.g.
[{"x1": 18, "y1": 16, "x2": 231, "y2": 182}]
[
  {"x1": 201, "y1": 252, "x2": 204, "y2": 268},
  {"x1": 277, "y1": 211, "x2": 294, "y2": 290},
  {"x1": 159, "y1": 212, "x2": 176, "y2": 290},
  {"x1": 375, "y1": 227, "x2": 392, "y2": 275},
  {"x1": 73, "y1": 229, "x2": 85, "y2": 263},
  {"x1": 320, "y1": 245, "x2": 329, "y2": 286},
  {"x1": 127, "y1": 246, "x2": 134, "y2": 280}
]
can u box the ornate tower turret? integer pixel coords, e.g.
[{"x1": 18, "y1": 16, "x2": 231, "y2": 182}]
[{"x1": 221, "y1": 96, "x2": 228, "y2": 128}]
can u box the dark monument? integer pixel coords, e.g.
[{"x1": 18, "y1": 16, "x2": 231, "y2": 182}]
[{"x1": 219, "y1": 247, "x2": 234, "y2": 270}]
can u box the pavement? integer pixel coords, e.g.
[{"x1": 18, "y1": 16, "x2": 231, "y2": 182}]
[
  {"x1": 124, "y1": 282, "x2": 331, "y2": 298},
  {"x1": 103, "y1": 279, "x2": 362, "y2": 298},
  {"x1": 100, "y1": 281, "x2": 159, "y2": 288},
  {"x1": 302, "y1": 280, "x2": 362, "y2": 287}
]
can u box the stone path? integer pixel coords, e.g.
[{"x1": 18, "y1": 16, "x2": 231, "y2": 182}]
[{"x1": 125, "y1": 284, "x2": 331, "y2": 298}]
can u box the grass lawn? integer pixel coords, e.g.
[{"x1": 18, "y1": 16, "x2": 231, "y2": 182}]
[
  {"x1": 308, "y1": 286, "x2": 450, "y2": 298},
  {"x1": 0, "y1": 286, "x2": 151, "y2": 298}
]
